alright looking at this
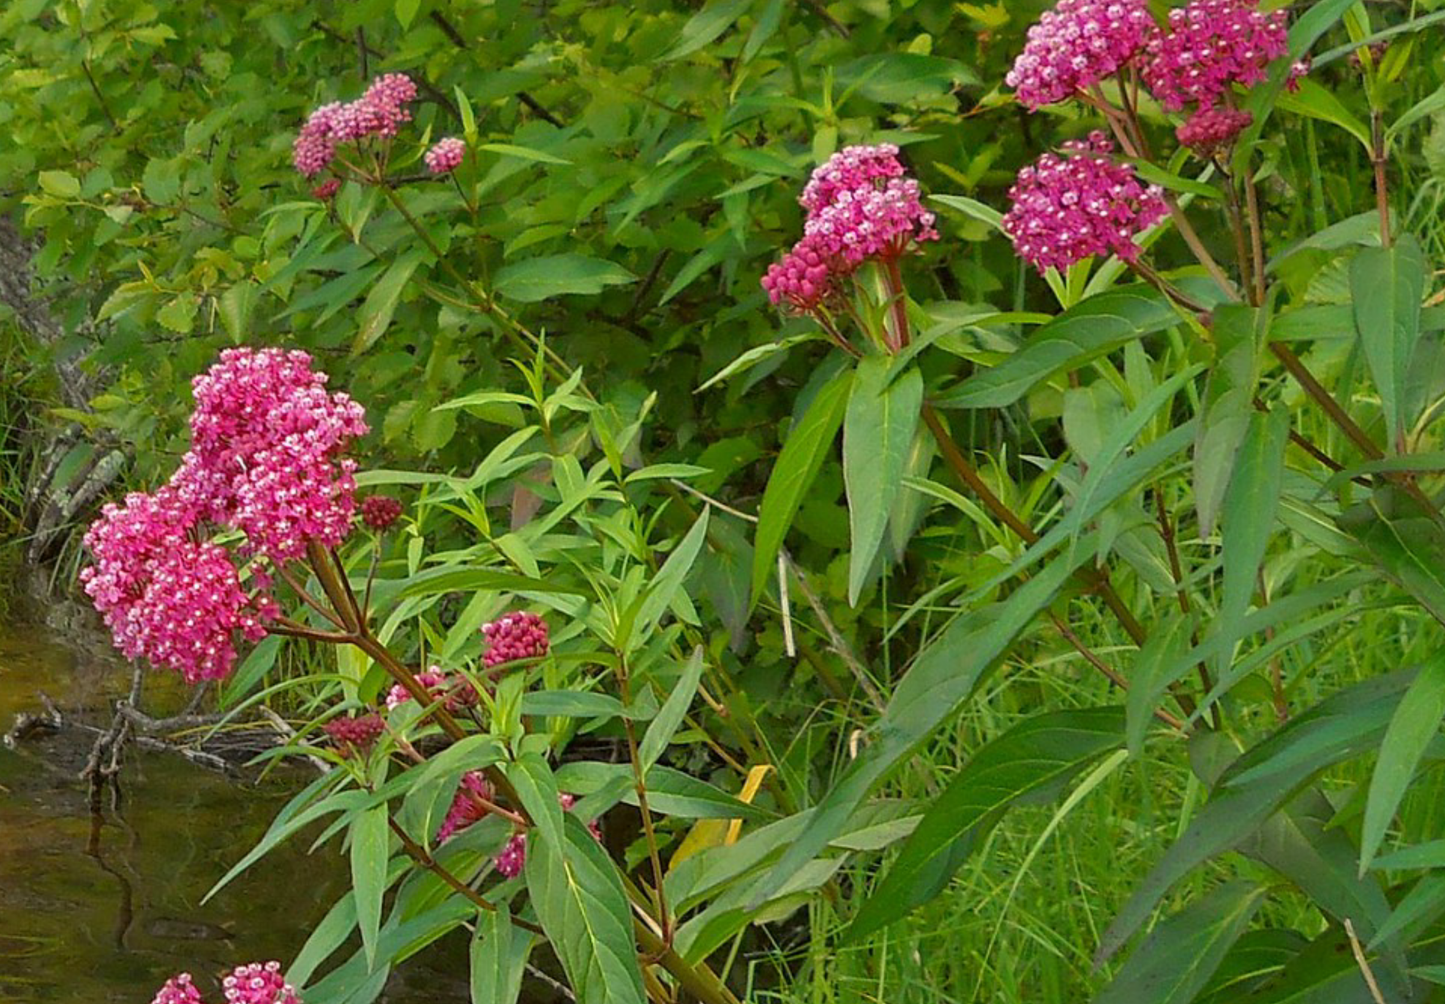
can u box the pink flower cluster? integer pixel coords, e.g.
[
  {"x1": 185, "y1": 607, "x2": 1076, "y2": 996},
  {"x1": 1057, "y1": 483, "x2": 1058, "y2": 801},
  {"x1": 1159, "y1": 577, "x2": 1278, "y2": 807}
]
[
  {"x1": 1140, "y1": 0, "x2": 1288, "y2": 111},
  {"x1": 151, "y1": 963, "x2": 299, "y2": 1004},
  {"x1": 436, "y1": 771, "x2": 495, "y2": 842},
  {"x1": 323, "y1": 713, "x2": 384, "y2": 753},
  {"x1": 384, "y1": 667, "x2": 478, "y2": 711},
  {"x1": 81, "y1": 348, "x2": 367, "y2": 684},
  {"x1": 359, "y1": 495, "x2": 403, "y2": 531},
  {"x1": 292, "y1": 73, "x2": 418, "y2": 177},
  {"x1": 1002, "y1": 132, "x2": 1167, "y2": 274},
  {"x1": 1006, "y1": 0, "x2": 1155, "y2": 109},
  {"x1": 80, "y1": 489, "x2": 273, "y2": 685},
  {"x1": 482, "y1": 611, "x2": 550, "y2": 668},
  {"x1": 425, "y1": 137, "x2": 466, "y2": 175},
  {"x1": 762, "y1": 145, "x2": 937, "y2": 313},
  {"x1": 179, "y1": 348, "x2": 368, "y2": 564},
  {"x1": 1176, "y1": 106, "x2": 1253, "y2": 155}
]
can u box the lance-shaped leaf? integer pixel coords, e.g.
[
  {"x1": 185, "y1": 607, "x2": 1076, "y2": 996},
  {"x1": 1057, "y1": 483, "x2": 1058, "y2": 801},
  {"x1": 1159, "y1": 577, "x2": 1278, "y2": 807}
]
[
  {"x1": 935, "y1": 286, "x2": 1189, "y2": 409},
  {"x1": 470, "y1": 904, "x2": 531, "y2": 1004},
  {"x1": 1352, "y1": 235, "x2": 1426, "y2": 446},
  {"x1": 750, "y1": 366, "x2": 853, "y2": 606},
  {"x1": 1094, "y1": 882, "x2": 1267, "y2": 1004},
  {"x1": 351, "y1": 802, "x2": 392, "y2": 969},
  {"x1": 1195, "y1": 305, "x2": 1264, "y2": 536},
  {"x1": 526, "y1": 815, "x2": 645, "y2": 1004},
  {"x1": 844, "y1": 357, "x2": 923, "y2": 605},
  {"x1": 1362, "y1": 647, "x2": 1445, "y2": 874},
  {"x1": 1339, "y1": 484, "x2": 1445, "y2": 628},
  {"x1": 848, "y1": 707, "x2": 1126, "y2": 941}
]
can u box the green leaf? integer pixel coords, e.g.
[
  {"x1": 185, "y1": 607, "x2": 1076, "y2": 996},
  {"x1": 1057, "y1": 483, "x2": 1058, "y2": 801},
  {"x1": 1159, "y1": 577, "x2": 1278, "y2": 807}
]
[
  {"x1": 1126, "y1": 613, "x2": 1196, "y2": 755},
  {"x1": 219, "y1": 281, "x2": 258, "y2": 342},
  {"x1": 351, "y1": 803, "x2": 391, "y2": 969},
  {"x1": 750, "y1": 366, "x2": 853, "y2": 607},
  {"x1": 204, "y1": 773, "x2": 353, "y2": 901},
  {"x1": 353, "y1": 252, "x2": 422, "y2": 354},
  {"x1": 1361, "y1": 648, "x2": 1445, "y2": 873},
  {"x1": 1339, "y1": 485, "x2": 1445, "y2": 628},
  {"x1": 835, "y1": 53, "x2": 978, "y2": 103},
  {"x1": 844, "y1": 358, "x2": 923, "y2": 605},
  {"x1": 1276, "y1": 78, "x2": 1372, "y2": 151},
  {"x1": 526, "y1": 816, "x2": 645, "y2": 1004},
  {"x1": 521, "y1": 691, "x2": 627, "y2": 719},
  {"x1": 476, "y1": 143, "x2": 572, "y2": 166},
  {"x1": 639, "y1": 647, "x2": 705, "y2": 772},
  {"x1": 38, "y1": 170, "x2": 80, "y2": 199},
  {"x1": 1368, "y1": 874, "x2": 1445, "y2": 951},
  {"x1": 930, "y1": 193, "x2": 1004, "y2": 233},
  {"x1": 1352, "y1": 235, "x2": 1426, "y2": 446},
  {"x1": 849, "y1": 707, "x2": 1125, "y2": 941},
  {"x1": 493, "y1": 254, "x2": 636, "y2": 302},
  {"x1": 753, "y1": 548, "x2": 1086, "y2": 907},
  {"x1": 1094, "y1": 882, "x2": 1266, "y2": 1004},
  {"x1": 470, "y1": 904, "x2": 530, "y2": 1004},
  {"x1": 395, "y1": 0, "x2": 420, "y2": 28},
  {"x1": 935, "y1": 286, "x2": 1190, "y2": 409},
  {"x1": 396, "y1": 565, "x2": 587, "y2": 599},
  {"x1": 696, "y1": 335, "x2": 810, "y2": 393},
  {"x1": 635, "y1": 508, "x2": 709, "y2": 641},
  {"x1": 1215, "y1": 408, "x2": 1289, "y2": 676},
  {"x1": 659, "y1": 0, "x2": 752, "y2": 61},
  {"x1": 1195, "y1": 305, "x2": 1264, "y2": 536},
  {"x1": 556, "y1": 762, "x2": 770, "y2": 821}
]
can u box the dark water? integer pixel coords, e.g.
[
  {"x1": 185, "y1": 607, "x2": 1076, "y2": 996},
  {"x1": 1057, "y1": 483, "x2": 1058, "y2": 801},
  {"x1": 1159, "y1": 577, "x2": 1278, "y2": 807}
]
[{"x1": 0, "y1": 607, "x2": 470, "y2": 1002}]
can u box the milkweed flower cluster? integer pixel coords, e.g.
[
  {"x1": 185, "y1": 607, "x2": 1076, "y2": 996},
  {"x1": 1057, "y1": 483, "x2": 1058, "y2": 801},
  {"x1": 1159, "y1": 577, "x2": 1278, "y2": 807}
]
[
  {"x1": 150, "y1": 963, "x2": 300, "y2": 1004},
  {"x1": 425, "y1": 137, "x2": 466, "y2": 174},
  {"x1": 323, "y1": 713, "x2": 385, "y2": 755},
  {"x1": 383, "y1": 667, "x2": 479, "y2": 711},
  {"x1": 482, "y1": 611, "x2": 550, "y2": 668},
  {"x1": 1176, "y1": 106, "x2": 1254, "y2": 155},
  {"x1": 1005, "y1": 0, "x2": 1154, "y2": 109},
  {"x1": 1140, "y1": 0, "x2": 1289, "y2": 111},
  {"x1": 436, "y1": 771, "x2": 496, "y2": 842},
  {"x1": 359, "y1": 494, "x2": 403, "y2": 531},
  {"x1": 761, "y1": 144, "x2": 937, "y2": 313},
  {"x1": 82, "y1": 349, "x2": 367, "y2": 684},
  {"x1": 292, "y1": 73, "x2": 418, "y2": 177},
  {"x1": 1002, "y1": 132, "x2": 1166, "y2": 274},
  {"x1": 491, "y1": 792, "x2": 603, "y2": 878}
]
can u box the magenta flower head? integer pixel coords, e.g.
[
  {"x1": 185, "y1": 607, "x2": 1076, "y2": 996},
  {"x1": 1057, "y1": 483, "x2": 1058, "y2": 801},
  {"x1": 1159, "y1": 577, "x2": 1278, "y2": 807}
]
[
  {"x1": 293, "y1": 102, "x2": 342, "y2": 178},
  {"x1": 436, "y1": 771, "x2": 496, "y2": 843},
  {"x1": 311, "y1": 178, "x2": 341, "y2": 201},
  {"x1": 1006, "y1": 0, "x2": 1155, "y2": 110},
  {"x1": 384, "y1": 667, "x2": 447, "y2": 710},
  {"x1": 176, "y1": 348, "x2": 368, "y2": 564},
  {"x1": 323, "y1": 713, "x2": 385, "y2": 754},
  {"x1": 1176, "y1": 106, "x2": 1254, "y2": 156},
  {"x1": 1002, "y1": 132, "x2": 1167, "y2": 274},
  {"x1": 292, "y1": 73, "x2": 417, "y2": 177},
  {"x1": 425, "y1": 137, "x2": 466, "y2": 175},
  {"x1": 1141, "y1": 0, "x2": 1289, "y2": 111},
  {"x1": 80, "y1": 488, "x2": 273, "y2": 685},
  {"x1": 152, "y1": 972, "x2": 205, "y2": 1004},
  {"x1": 762, "y1": 145, "x2": 937, "y2": 314},
  {"x1": 492, "y1": 792, "x2": 601, "y2": 877},
  {"x1": 359, "y1": 495, "x2": 403, "y2": 531},
  {"x1": 482, "y1": 611, "x2": 550, "y2": 669},
  {"x1": 221, "y1": 961, "x2": 301, "y2": 1004}
]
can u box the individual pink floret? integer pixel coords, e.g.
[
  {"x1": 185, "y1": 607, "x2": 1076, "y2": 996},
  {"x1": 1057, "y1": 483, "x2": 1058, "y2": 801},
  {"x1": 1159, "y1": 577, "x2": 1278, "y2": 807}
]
[
  {"x1": 1006, "y1": 0, "x2": 1155, "y2": 110},
  {"x1": 221, "y1": 961, "x2": 301, "y2": 1004},
  {"x1": 482, "y1": 611, "x2": 550, "y2": 669},
  {"x1": 152, "y1": 972, "x2": 206, "y2": 1004},
  {"x1": 1141, "y1": 0, "x2": 1289, "y2": 111},
  {"x1": 425, "y1": 137, "x2": 466, "y2": 175},
  {"x1": 1002, "y1": 132, "x2": 1167, "y2": 274}
]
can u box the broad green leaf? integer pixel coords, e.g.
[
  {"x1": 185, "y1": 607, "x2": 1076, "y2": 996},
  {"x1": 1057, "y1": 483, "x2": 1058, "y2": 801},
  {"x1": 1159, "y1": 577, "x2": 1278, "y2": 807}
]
[
  {"x1": 556, "y1": 761, "x2": 770, "y2": 821},
  {"x1": 1094, "y1": 882, "x2": 1266, "y2": 1004},
  {"x1": 1276, "y1": 79, "x2": 1372, "y2": 150},
  {"x1": 493, "y1": 254, "x2": 636, "y2": 303},
  {"x1": 1126, "y1": 612, "x2": 1196, "y2": 755},
  {"x1": 1339, "y1": 485, "x2": 1445, "y2": 628},
  {"x1": 750, "y1": 367, "x2": 853, "y2": 606},
  {"x1": 353, "y1": 252, "x2": 422, "y2": 354},
  {"x1": 38, "y1": 169, "x2": 80, "y2": 198},
  {"x1": 639, "y1": 647, "x2": 705, "y2": 772},
  {"x1": 659, "y1": 0, "x2": 752, "y2": 60},
  {"x1": 935, "y1": 286, "x2": 1190, "y2": 409},
  {"x1": 526, "y1": 816, "x2": 645, "y2": 1004},
  {"x1": 1352, "y1": 235, "x2": 1426, "y2": 446},
  {"x1": 508, "y1": 753, "x2": 567, "y2": 852},
  {"x1": 520, "y1": 691, "x2": 627, "y2": 719},
  {"x1": 1098, "y1": 671, "x2": 1415, "y2": 964},
  {"x1": 634, "y1": 508, "x2": 709, "y2": 641},
  {"x1": 844, "y1": 358, "x2": 923, "y2": 605},
  {"x1": 835, "y1": 53, "x2": 978, "y2": 103},
  {"x1": 219, "y1": 281, "x2": 258, "y2": 342},
  {"x1": 352, "y1": 803, "x2": 391, "y2": 968},
  {"x1": 1195, "y1": 305, "x2": 1264, "y2": 536},
  {"x1": 753, "y1": 548, "x2": 1085, "y2": 906},
  {"x1": 931, "y1": 193, "x2": 1003, "y2": 233},
  {"x1": 470, "y1": 904, "x2": 531, "y2": 1004},
  {"x1": 849, "y1": 707, "x2": 1125, "y2": 941},
  {"x1": 290, "y1": 892, "x2": 357, "y2": 988},
  {"x1": 1215, "y1": 408, "x2": 1289, "y2": 676},
  {"x1": 1361, "y1": 648, "x2": 1445, "y2": 873}
]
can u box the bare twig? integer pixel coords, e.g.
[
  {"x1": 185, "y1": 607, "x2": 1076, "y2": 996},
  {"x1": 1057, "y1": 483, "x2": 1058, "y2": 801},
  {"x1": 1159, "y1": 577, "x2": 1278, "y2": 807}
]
[
  {"x1": 783, "y1": 551, "x2": 886, "y2": 711},
  {"x1": 1345, "y1": 918, "x2": 1389, "y2": 1004}
]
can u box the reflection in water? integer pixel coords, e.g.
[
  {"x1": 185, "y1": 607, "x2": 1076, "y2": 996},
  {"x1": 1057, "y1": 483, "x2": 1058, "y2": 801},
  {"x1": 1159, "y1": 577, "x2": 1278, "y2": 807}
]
[{"x1": 0, "y1": 612, "x2": 470, "y2": 1002}]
